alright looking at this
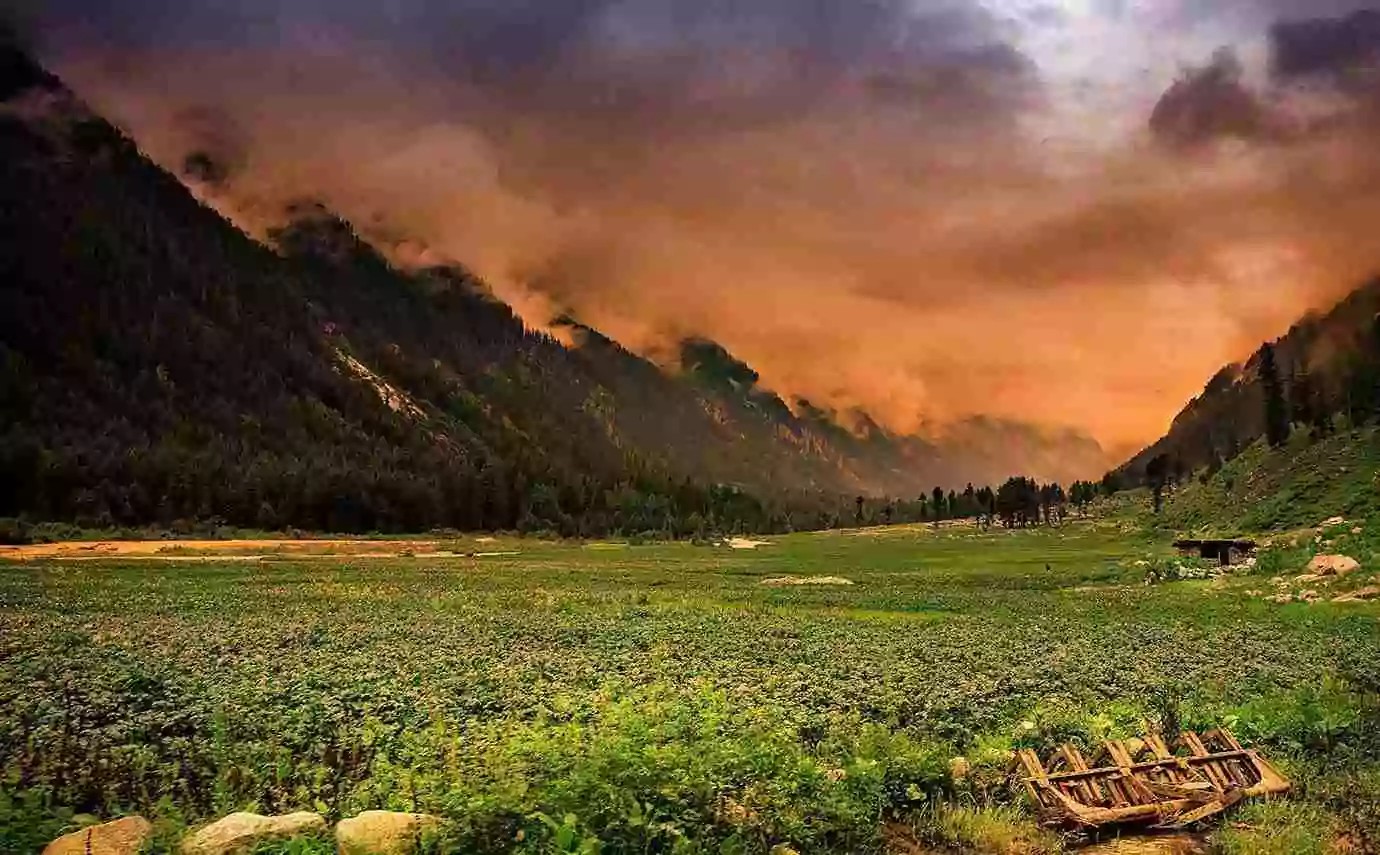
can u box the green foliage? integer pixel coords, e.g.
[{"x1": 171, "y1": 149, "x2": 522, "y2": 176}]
[
  {"x1": 3, "y1": 526, "x2": 1379, "y2": 851},
  {"x1": 1214, "y1": 678, "x2": 1370, "y2": 754},
  {"x1": 0, "y1": 516, "x2": 30, "y2": 545},
  {"x1": 1253, "y1": 543, "x2": 1313, "y2": 579},
  {"x1": 1148, "y1": 429, "x2": 1380, "y2": 534},
  {"x1": 245, "y1": 834, "x2": 337, "y2": 855},
  {"x1": 0, "y1": 783, "x2": 82, "y2": 854},
  {"x1": 912, "y1": 804, "x2": 1061, "y2": 855},
  {"x1": 1214, "y1": 800, "x2": 1335, "y2": 855}
]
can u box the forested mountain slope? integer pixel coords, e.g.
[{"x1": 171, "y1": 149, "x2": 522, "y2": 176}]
[
  {"x1": 0, "y1": 44, "x2": 1012, "y2": 535},
  {"x1": 1150, "y1": 428, "x2": 1380, "y2": 535},
  {"x1": 1120, "y1": 275, "x2": 1380, "y2": 486}
]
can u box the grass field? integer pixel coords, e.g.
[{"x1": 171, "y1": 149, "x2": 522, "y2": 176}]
[{"x1": 3, "y1": 523, "x2": 1379, "y2": 853}]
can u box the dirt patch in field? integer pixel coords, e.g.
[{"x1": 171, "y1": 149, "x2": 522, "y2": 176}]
[
  {"x1": 1080, "y1": 834, "x2": 1208, "y2": 855},
  {"x1": 0, "y1": 539, "x2": 499, "y2": 561},
  {"x1": 727, "y1": 538, "x2": 771, "y2": 550},
  {"x1": 761, "y1": 576, "x2": 854, "y2": 587}
]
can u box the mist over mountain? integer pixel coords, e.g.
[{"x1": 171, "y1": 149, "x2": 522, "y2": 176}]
[
  {"x1": 17, "y1": 1, "x2": 1380, "y2": 460},
  {"x1": 0, "y1": 45, "x2": 1114, "y2": 534},
  {"x1": 1120, "y1": 272, "x2": 1380, "y2": 486}
]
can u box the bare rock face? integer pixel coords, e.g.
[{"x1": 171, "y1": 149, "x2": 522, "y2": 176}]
[
  {"x1": 181, "y1": 811, "x2": 325, "y2": 855},
  {"x1": 335, "y1": 811, "x2": 444, "y2": 855},
  {"x1": 44, "y1": 817, "x2": 152, "y2": 855},
  {"x1": 1334, "y1": 586, "x2": 1380, "y2": 603},
  {"x1": 1306, "y1": 555, "x2": 1361, "y2": 577}
]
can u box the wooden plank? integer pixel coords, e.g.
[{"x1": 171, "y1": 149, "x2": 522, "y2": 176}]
[
  {"x1": 1145, "y1": 733, "x2": 1177, "y2": 783},
  {"x1": 1033, "y1": 749, "x2": 1259, "y2": 783},
  {"x1": 1219, "y1": 757, "x2": 1251, "y2": 789},
  {"x1": 1060, "y1": 744, "x2": 1103, "y2": 806},
  {"x1": 1164, "y1": 789, "x2": 1245, "y2": 829},
  {"x1": 1178, "y1": 732, "x2": 1231, "y2": 793},
  {"x1": 1204, "y1": 728, "x2": 1243, "y2": 751},
  {"x1": 1183, "y1": 731, "x2": 1231, "y2": 788},
  {"x1": 1061, "y1": 744, "x2": 1091, "y2": 771},
  {"x1": 1104, "y1": 740, "x2": 1151, "y2": 806},
  {"x1": 1016, "y1": 749, "x2": 1052, "y2": 813},
  {"x1": 1015, "y1": 728, "x2": 1289, "y2": 830},
  {"x1": 1144, "y1": 780, "x2": 1215, "y2": 801},
  {"x1": 1244, "y1": 751, "x2": 1292, "y2": 797},
  {"x1": 1016, "y1": 749, "x2": 1046, "y2": 778}
]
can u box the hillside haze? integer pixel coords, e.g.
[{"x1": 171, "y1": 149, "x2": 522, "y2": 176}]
[
  {"x1": 1121, "y1": 274, "x2": 1380, "y2": 485},
  {"x1": 0, "y1": 46, "x2": 1107, "y2": 535}
]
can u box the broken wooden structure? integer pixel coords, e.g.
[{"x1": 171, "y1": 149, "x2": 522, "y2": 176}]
[
  {"x1": 1173, "y1": 539, "x2": 1257, "y2": 567},
  {"x1": 1016, "y1": 729, "x2": 1290, "y2": 829}
]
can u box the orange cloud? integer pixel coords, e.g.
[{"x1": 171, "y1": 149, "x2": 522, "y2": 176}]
[{"x1": 26, "y1": 0, "x2": 1380, "y2": 467}]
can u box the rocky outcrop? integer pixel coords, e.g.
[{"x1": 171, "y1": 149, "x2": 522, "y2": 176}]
[
  {"x1": 43, "y1": 817, "x2": 152, "y2": 855},
  {"x1": 335, "y1": 811, "x2": 444, "y2": 855},
  {"x1": 1334, "y1": 586, "x2": 1380, "y2": 603},
  {"x1": 181, "y1": 811, "x2": 325, "y2": 855},
  {"x1": 1306, "y1": 555, "x2": 1361, "y2": 577}
]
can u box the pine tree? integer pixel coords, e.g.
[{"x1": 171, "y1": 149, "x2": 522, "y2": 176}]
[
  {"x1": 1261, "y1": 343, "x2": 1290, "y2": 447},
  {"x1": 1146, "y1": 454, "x2": 1170, "y2": 514},
  {"x1": 1290, "y1": 368, "x2": 1313, "y2": 428}
]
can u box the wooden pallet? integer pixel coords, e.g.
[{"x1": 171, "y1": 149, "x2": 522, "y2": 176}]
[{"x1": 1015, "y1": 729, "x2": 1290, "y2": 829}]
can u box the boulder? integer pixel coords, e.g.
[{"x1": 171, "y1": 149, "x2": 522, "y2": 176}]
[
  {"x1": 1334, "y1": 586, "x2": 1380, "y2": 604},
  {"x1": 1307, "y1": 555, "x2": 1361, "y2": 577},
  {"x1": 1299, "y1": 589, "x2": 1323, "y2": 603},
  {"x1": 44, "y1": 817, "x2": 152, "y2": 855},
  {"x1": 336, "y1": 811, "x2": 444, "y2": 855},
  {"x1": 182, "y1": 812, "x2": 325, "y2": 855}
]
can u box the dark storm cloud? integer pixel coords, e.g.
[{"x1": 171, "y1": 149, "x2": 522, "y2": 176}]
[
  {"x1": 23, "y1": 0, "x2": 1022, "y2": 89},
  {"x1": 19, "y1": 0, "x2": 1380, "y2": 464},
  {"x1": 1145, "y1": 4, "x2": 1380, "y2": 152},
  {"x1": 1160, "y1": 0, "x2": 1376, "y2": 30},
  {"x1": 1270, "y1": 8, "x2": 1380, "y2": 80},
  {"x1": 1149, "y1": 48, "x2": 1271, "y2": 148},
  {"x1": 20, "y1": 0, "x2": 1041, "y2": 160}
]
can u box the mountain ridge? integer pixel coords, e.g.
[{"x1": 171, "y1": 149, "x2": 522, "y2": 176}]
[
  {"x1": 1117, "y1": 274, "x2": 1380, "y2": 488},
  {"x1": 0, "y1": 44, "x2": 1108, "y2": 535}
]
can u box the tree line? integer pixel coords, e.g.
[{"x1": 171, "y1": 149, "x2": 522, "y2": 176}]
[{"x1": 1132, "y1": 304, "x2": 1380, "y2": 511}]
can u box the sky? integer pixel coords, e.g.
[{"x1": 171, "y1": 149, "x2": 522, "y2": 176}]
[{"x1": 10, "y1": 0, "x2": 1380, "y2": 463}]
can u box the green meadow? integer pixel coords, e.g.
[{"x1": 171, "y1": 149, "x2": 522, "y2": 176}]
[{"x1": 3, "y1": 522, "x2": 1379, "y2": 853}]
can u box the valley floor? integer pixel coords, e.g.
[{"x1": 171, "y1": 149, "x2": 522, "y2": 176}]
[{"x1": 2, "y1": 523, "x2": 1378, "y2": 853}]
